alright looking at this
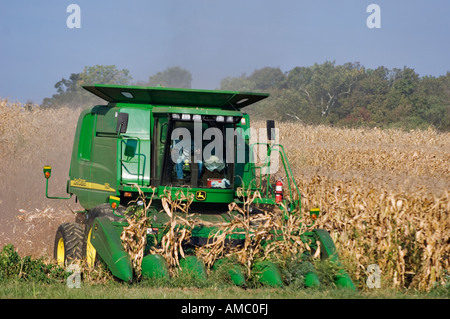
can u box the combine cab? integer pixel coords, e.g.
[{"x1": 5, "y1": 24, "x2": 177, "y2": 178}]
[{"x1": 44, "y1": 84, "x2": 355, "y2": 289}]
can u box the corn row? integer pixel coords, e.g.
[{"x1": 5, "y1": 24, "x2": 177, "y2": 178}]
[
  {"x1": 299, "y1": 175, "x2": 449, "y2": 290},
  {"x1": 149, "y1": 189, "x2": 196, "y2": 275},
  {"x1": 120, "y1": 185, "x2": 156, "y2": 278}
]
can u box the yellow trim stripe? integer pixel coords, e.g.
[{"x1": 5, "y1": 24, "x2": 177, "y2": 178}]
[{"x1": 70, "y1": 179, "x2": 116, "y2": 192}]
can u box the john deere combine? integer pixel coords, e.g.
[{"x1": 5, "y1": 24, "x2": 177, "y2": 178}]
[{"x1": 44, "y1": 84, "x2": 355, "y2": 289}]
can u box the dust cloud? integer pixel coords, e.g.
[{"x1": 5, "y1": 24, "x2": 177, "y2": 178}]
[{"x1": 0, "y1": 101, "x2": 84, "y2": 257}]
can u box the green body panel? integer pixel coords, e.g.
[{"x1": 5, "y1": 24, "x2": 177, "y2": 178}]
[
  {"x1": 141, "y1": 254, "x2": 170, "y2": 280},
  {"x1": 179, "y1": 256, "x2": 207, "y2": 281},
  {"x1": 83, "y1": 84, "x2": 269, "y2": 108},
  {"x1": 226, "y1": 266, "x2": 246, "y2": 287},
  {"x1": 313, "y1": 229, "x2": 356, "y2": 290},
  {"x1": 90, "y1": 217, "x2": 133, "y2": 282},
  {"x1": 213, "y1": 258, "x2": 246, "y2": 286},
  {"x1": 253, "y1": 260, "x2": 283, "y2": 287},
  {"x1": 158, "y1": 187, "x2": 235, "y2": 204},
  {"x1": 312, "y1": 229, "x2": 339, "y2": 260},
  {"x1": 304, "y1": 271, "x2": 320, "y2": 288},
  {"x1": 118, "y1": 107, "x2": 152, "y2": 186}
]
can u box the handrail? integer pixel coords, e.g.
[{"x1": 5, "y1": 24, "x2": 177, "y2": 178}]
[
  {"x1": 120, "y1": 136, "x2": 145, "y2": 186},
  {"x1": 247, "y1": 142, "x2": 301, "y2": 214}
]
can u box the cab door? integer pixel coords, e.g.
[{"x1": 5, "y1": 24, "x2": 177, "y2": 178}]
[
  {"x1": 69, "y1": 111, "x2": 95, "y2": 209},
  {"x1": 151, "y1": 113, "x2": 169, "y2": 187}
]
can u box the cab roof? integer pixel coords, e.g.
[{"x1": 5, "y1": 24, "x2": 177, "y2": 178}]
[{"x1": 83, "y1": 84, "x2": 269, "y2": 110}]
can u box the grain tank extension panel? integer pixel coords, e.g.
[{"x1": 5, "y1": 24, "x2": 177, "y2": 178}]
[{"x1": 83, "y1": 84, "x2": 269, "y2": 108}]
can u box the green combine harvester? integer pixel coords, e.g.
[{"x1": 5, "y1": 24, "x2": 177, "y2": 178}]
[{"x1": 44, "y1": 84, "x2": 355, "y2": 289}]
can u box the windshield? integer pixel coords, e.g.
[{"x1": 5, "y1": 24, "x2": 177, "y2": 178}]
[{"x1": 161, "y1": 116, "x2": 237, "y2": 189}]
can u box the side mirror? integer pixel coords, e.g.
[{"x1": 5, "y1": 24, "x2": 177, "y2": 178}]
[
  {"x1": 116, "y1": 112, "x2": 129, "y2": 134},
  {"x1": 266, "y1": 120, "x2": 275, "y2": 141}
]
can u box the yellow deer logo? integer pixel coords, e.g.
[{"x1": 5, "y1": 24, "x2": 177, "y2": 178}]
[{"x1": 195, "y1": 190, "x2": 207, "y2": 201}]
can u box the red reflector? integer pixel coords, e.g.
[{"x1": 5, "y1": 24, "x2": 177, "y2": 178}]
[{"x1": 124, "y1": 192, "x2": 132, "y2": 197}]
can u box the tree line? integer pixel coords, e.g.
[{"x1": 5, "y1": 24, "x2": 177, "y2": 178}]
[{"x1": 42, "y1": 62, "x2": 450, "y2": 131}]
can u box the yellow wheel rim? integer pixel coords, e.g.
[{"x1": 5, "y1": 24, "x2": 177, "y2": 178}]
[
  {"x1": 56, "y1": 238, "x2": 65, "y2": 267},
  {"x1": 86, "y1": 228, "x2": 96, "y2": 267}
]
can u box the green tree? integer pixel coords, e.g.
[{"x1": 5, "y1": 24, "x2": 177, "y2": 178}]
[
  {"x1": 55, "y1": 73, "x2": 81, "y2": 95},
  {"x1": 248, "y1": 67, "x2": 286, "y2": 91},
  {"x1": 219, "y1": 62, "x2": 449, "y2": 131},
  {"x1": 295, "y1": 61, "x2": 361, "y2": 118},
  {"x1": 410, "y1": 74, "x2": 450, "y2": 130},
  {"x1": 337, "y1": 66, "x2": 390, "y2": 126},
  {"x1": 78, "y1": 65, "x2": 131, "y2": 86},
  {"x1": 43, "y1": 65, "x2": 132, "y2": 108},
  {"x1": 148, "y1": 66, "x2": 192, "y2": 88},
  {"x1": 285, "y1": 66, "x2": 313, "y2": 90},
  {"x1": 220, "y1": 74, "x2": 256, "y2": 91}
]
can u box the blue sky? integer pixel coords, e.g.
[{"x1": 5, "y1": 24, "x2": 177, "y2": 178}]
[{"x1": 1, "y1": 0, "x2": 449, "y2": 104}]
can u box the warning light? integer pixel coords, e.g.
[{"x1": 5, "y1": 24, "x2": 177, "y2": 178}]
[
  {"x1": 43, "y1": 166, "x2": 52, "y2": 179},
  {"x1": 109, "y1": 196, "x2": 120, "y2": 210},
  {"x1": 310, "y1": 208, "x2": 320, "y2": 221}
]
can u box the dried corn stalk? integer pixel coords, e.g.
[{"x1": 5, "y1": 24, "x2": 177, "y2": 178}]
[
  {"x1": 150, "y1": 188, "x2": 195, "y2": 275},
  {"x1": 298, "y1": 175, "x2": 449, "y2": 291},
  {"x1": 120, "y1": 184, "x2": 156, "y2": 278},
  {"x1": 196, "y1": 187, "x2": 308, "y2": 276}
]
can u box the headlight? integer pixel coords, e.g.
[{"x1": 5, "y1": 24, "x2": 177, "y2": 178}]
[{"x1": 181, "y1": 114, "x2": 191, "y2": 121}]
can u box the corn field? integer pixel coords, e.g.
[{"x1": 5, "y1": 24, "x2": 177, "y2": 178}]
[
  {"x1": 0, "y1": 99, "x2": 448, "y2": 291},
  {"x1": 264, "y1": 121, "x2": 449, "y2": 291}
]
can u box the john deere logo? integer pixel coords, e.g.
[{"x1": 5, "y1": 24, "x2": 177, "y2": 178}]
[{"x1": 195, "y1": 190, "x2": 206, "y2": 201}]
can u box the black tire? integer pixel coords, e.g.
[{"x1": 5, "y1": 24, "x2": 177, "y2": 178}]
[
  {"x1": 54, "y1": 222, "x2": 85, "y2": 266},
  {"x1": 84, "y1": 203, "x2": 127, "y2": 266}
]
